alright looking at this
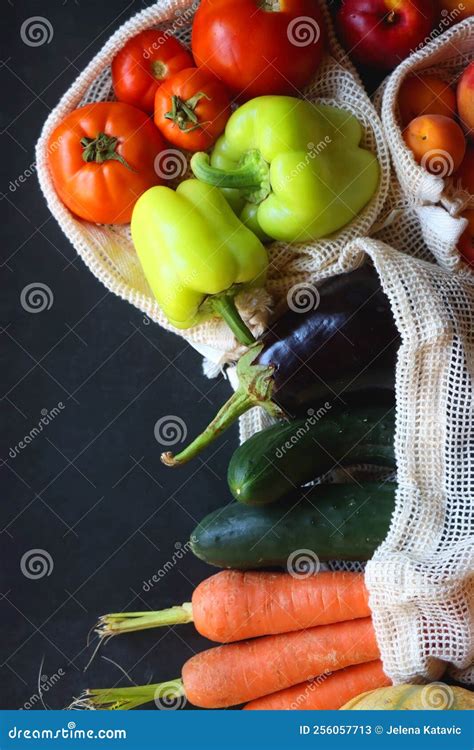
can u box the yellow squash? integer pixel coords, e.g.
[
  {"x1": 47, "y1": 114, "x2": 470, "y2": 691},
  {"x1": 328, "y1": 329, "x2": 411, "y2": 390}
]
[{"x1": 341, "y1": 684, "x2": 474, "y2": 710}]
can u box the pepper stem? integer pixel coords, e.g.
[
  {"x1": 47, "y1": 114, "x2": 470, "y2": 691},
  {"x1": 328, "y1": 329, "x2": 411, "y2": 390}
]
[
  {"x1": 210, "y1": 294, "x2": 256, "y2": 346},
  {"x1": 96, "y1": 604, "x2": 193, "y2": 637},
  {"x1": 81, "y1": 680, "x2": 185, "y2": 710},
  {"x1": 191, "y1": 151, "x2": 271, "y2": 203},
  {"x1": 161, "y1": 344, "x2": 285, "y2": 467}
]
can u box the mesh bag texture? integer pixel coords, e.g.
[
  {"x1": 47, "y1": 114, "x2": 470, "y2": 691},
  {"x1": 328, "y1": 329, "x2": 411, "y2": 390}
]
[
  {"x1": 236, "y1": 237, "x2": 474, "y2": 686},
  {"x1": 36, "y1": 2, "x2": 473, "y2": 687},
  {"x1": 373, "y1": 17, "x2": 474, "y2": 274},
  {"x1": 36, "y1": 0, "x2": 391, "y2": 363},
  {"x1": 340, "y1": 239, "x2": 473, "y2": 686}
]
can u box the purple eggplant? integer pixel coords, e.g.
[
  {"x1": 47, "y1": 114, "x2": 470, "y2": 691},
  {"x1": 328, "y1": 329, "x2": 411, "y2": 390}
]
[{"x1": 161, "y1": 264, "x2": 399, "y2": 466}]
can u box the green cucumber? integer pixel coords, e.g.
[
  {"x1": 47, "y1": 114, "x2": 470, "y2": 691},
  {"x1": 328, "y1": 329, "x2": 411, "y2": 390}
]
[
  {"x1": 190, "y1": 481, "x2": 395, "y2": 568},
  {"x1": 228, "y1": 405, "x2": 395, "y2": 505}
]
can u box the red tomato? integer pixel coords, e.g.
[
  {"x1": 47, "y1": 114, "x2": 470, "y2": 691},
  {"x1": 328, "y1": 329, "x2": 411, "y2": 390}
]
[
  {"x1": 48, "y1": 102, "x2": 166, "y2": 224},
  {"x1": 154, "y1": 67, "x2": 232, "y2": 152},
  {"x1": 112, "y1": 31, "x2": 194, "y2": 113},
  {"x1": 192, "y1": 0, "x2": 325, "y2": 99}
]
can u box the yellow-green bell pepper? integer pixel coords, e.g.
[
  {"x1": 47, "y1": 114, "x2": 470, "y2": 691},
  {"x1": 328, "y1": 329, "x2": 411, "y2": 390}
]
[
  {"x1": 190, "y1": 96, "x2": 380, "y2": 243},
  {"x1": 131, "y1": 179, "x2": 268, "y2": 345}
]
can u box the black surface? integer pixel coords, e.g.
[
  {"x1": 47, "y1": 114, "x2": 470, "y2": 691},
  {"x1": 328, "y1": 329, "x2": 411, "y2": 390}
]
[
  {"x1": 0, "y1": 0, "x2": 392, "y2": 712},
  {"x1": 1, "y1": 0, "x2": 239, "y2": 710}
]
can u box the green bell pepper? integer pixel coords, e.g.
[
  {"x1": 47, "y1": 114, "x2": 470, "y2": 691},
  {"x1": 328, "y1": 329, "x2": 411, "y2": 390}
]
[
  {"x1": 190, "y1": 96, "x2": 380, "y2": 243},
  {"x1": 131, "y1": 179, "x2": 268, "y2": 345}
]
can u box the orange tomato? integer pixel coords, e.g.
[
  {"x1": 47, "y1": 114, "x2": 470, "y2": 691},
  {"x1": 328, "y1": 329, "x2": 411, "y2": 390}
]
[
  {"x1": 398, "y1": 75, "x2": 457, "y2": 126},
  {"x1": 403, "y1": 114, "x2": 466, "y2": 176},
  {"x1": 48, "y1": 102, "x2": 166, "y2": 224},
  {"x1": 154, "y1": 68, "x2": 232, "y2": 152}
]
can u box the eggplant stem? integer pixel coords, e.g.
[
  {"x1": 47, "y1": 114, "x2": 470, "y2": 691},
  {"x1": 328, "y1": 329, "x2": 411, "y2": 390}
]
[
  {"x1": 96, "y1": 604, "x2": 193, "y2": 637},
  {"x1": 161, "y1": 344, "x2": 285, "y2": 466}
]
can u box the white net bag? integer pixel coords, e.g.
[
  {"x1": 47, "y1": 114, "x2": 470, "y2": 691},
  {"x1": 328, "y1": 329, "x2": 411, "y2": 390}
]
[
  {"x1": 36, "y1": 0, "x2": 474, "y2": 689},
  {"x1": 335, "y1": 238, "x2": 472, "y2": 686},
  {"x1": 36, "y1": 0, "x2": 391, "y2": 364},
  {"x1": 373, "y1": 16, "x2": 474, "y2": 274}
]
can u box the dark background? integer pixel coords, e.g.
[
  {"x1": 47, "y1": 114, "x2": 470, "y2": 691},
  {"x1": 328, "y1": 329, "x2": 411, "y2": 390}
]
[
  {"x1": 1, "y1": 0, "x2": 248, "y2": 710},
  {"x1": 1, "y1": 0, "x2": 381, "y2": 712}
]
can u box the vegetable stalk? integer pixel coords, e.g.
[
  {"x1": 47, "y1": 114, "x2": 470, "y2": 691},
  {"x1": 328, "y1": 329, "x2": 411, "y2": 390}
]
[{"x1": 161, "y1": 344, "x2": 284, "y2": 466}]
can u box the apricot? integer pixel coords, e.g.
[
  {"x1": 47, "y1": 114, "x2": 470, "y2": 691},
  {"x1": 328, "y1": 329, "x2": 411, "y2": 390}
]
[
  {"x1": 458, "y1": 209, "x2": 474, "y2": 266},
  {"x1": 403, "y1": 114, "x2": 466, "y2": 176},
  {"x1": 439, "y1": 0, "x2": 474, "y2": 21},
  {"x1": 457, "y1": 62, "x2": 474, "y2": 140},
  {"x1": 454, "y1": 144, "x2": 474, "y2": 194},
  {"x1": 398, "y1": 75, "x2": 457, "y2": 126}
]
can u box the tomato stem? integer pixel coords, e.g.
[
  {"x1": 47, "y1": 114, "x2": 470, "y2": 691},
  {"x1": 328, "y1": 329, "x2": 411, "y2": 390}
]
[
  {"x1": 259, "y1": 0, "x2": 281, "y2": 10},
  {"x1": 151, "y1": 60, "x2": 167, "y2": 79},
  {"x1": 81, "y1": 133, "x2": 135, "y2": 171},
  {"x1": 164, "y1": 92, "x2": 212, "y2": 132}
]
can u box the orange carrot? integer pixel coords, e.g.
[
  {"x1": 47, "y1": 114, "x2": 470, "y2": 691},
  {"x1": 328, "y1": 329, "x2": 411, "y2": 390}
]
[
  {"x1": 83, "y1": 616, "x2": 380, "y2": 710},
  {"x1": 183, "y1": 617, "x2": 379, "y2": 708},
  {"x1": 96, "y1": 570, "x2": 371, "y2": 643},
  {"x1": 244, "y1": 660, "x2": 391, "y2": 710}
]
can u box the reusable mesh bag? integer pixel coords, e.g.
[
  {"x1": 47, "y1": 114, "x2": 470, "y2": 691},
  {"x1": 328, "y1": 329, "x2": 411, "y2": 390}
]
[
  {"x1": 331, "y1": 239, "x2": 472, "y2": 686},
  {"x1": 36, "y1": 0, "x2": 391, "y2": 363},
  {"x1": 373, "y1": 17, "x2": 474, "y2": 274},
  {"x1": 36, "y1": 1, "x2": 474, "y2": 688}
]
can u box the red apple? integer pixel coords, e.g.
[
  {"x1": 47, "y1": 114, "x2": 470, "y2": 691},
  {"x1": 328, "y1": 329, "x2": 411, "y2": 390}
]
[
  {"x1": 454, "y1": 144, "x2": 474, "y2": 194},
  {"x1": 336, "y1": 0, "x2": 439, "y2": 71},
  {"x1": 457, "y1": 62, "x2": 474, "y2": 140},
  {"x1": 458, "y1": 209, "x2": 474, "y2": 266}
]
